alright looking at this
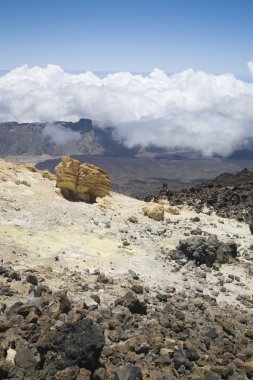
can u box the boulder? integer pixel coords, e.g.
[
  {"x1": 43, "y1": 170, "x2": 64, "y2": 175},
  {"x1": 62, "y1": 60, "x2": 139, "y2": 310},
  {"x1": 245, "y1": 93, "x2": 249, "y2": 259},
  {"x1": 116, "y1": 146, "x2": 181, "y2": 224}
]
[
  {"x1": 37, "y1": 317, "x2": 105, "y2": 371},
  {"x1": 114, "y1": 364, "x2": 143, "y2": 380},
  {"x1": 177, "y1": 236, "x2": 237, "y2": 267},
  {"x1": 158, "y1": 199, "x2": 180, "y2": 215},
  {"x1": 14, "y1": 348, "x2": 37, "y2": 369},
  {"x1": 128, "y1": 215, "x2": 139, "y2": 223},
  {"x1": 164, "y1": 205, "x2": 180, "y2": 215},
  {"x1": 55, "y1": 156, "x2": 111, "y2": 203},
  {"x1": 116, "y1": 292, "x2": 147, "y2": 315},
  {"x1": 55, "y1": 156, "x2": 80, "y2": 195},
  {"x1": 41, "y1": 170, "x2": 56, "y2": 181},
  {"x1": 143, "y1": 204, "x2": 164, "y2": 221}
]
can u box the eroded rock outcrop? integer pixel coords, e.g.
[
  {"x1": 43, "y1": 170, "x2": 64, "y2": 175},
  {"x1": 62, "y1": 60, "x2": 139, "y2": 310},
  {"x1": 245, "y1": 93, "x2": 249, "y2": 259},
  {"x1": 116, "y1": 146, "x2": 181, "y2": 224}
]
[
  {"x1": 142, "y1": 204, "x2": 164, "y2": 221},
  {"x1": 143, "y1": 201, "x2": 180, "y2": 221},
  {"x1": 55, "y1": 156, "x2": 111, "y2": 202}
]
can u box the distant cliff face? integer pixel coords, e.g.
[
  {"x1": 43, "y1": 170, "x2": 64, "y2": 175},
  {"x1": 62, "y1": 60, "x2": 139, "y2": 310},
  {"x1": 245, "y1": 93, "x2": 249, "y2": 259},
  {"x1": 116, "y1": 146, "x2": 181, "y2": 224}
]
[
  {"x1": 0, "y1": 118, "x2": 139, "y2": 157},
  {"x1": 2, "y1": 117, "x2": 253, "y2": 161}
]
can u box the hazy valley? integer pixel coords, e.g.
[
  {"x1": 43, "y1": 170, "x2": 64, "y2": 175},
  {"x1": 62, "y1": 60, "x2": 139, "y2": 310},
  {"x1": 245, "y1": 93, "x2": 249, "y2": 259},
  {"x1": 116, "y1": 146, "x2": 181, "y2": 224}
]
[{"x1": 2, "y1": 118, "x2": 253, "y2": 197}]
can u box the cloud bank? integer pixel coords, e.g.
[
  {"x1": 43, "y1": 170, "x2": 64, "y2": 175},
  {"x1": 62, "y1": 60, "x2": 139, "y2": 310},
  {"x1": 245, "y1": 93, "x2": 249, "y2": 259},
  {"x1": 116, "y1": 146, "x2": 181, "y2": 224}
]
[
  {"x1": 1, "y1": 63, "x2": 253, "y2": 156},
  {"x1": 42, "y1": 123, "x2": 81, "y2": 145}
]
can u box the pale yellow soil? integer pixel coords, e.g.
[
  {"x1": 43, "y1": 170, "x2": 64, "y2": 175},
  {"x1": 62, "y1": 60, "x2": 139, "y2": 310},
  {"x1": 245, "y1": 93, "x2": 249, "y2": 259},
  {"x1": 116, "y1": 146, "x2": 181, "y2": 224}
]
[{"x1": 0, "y1": 158, "x2": 252, "y2": 308}]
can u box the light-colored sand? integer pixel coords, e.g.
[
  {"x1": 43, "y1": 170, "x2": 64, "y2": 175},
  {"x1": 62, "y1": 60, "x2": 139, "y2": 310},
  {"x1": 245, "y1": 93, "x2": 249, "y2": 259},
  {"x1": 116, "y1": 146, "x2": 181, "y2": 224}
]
[{"x1": 0, "y1": 158, "x2": 252, "y2": 308}]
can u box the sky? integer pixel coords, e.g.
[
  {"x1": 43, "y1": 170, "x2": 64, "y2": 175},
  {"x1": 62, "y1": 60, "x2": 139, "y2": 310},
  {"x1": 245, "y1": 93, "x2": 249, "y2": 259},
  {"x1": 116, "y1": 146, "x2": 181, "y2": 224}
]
[
  {"x1": 0, "y1": 0, "x2": 253, "y2": 76},
  {"x1": 1, "y1": 0, "x2": 253, "y2": 157}
]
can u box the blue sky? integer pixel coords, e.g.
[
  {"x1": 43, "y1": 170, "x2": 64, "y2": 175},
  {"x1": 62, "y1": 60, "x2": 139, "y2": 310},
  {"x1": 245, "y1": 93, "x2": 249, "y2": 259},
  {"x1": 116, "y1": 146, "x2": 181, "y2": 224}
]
[{"x1": 0, "y1": 0, "x2": 253, "y2": 77}]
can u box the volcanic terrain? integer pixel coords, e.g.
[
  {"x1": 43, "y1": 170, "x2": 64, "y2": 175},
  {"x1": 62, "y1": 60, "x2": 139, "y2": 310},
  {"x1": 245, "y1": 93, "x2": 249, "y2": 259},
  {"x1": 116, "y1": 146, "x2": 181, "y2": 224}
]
[{"x1": 0, "y1": 158, "x2": 252, "y2": 379}]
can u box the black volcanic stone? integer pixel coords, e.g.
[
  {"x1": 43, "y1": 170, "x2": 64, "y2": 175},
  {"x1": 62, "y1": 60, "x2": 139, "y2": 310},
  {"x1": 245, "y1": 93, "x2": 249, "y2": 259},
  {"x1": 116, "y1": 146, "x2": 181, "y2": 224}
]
[
  {"x1": 0, "y1": 266, "x2": 9, "y2": 276},
  {"x1": 172, "y1": 351, "x2": 187, "y2": 370},
  {"x1": 38, "y1": 317, "x2": 105, "y2": 372},
  {"x1": 156, "y1": 293, "x2": 168, "y2": 302},
  {"x1": 185, "y1": 348, "x2": 200, "y2": 361},
  {"x1": 131, "y1": 284, "x2": 144, "y2": 294},
  {"x1": 116, "y1": 292, "x2": 147, "y2": 315},
  {"x1": 177, "y1": 236, "x2": 237, "y2": 267},
  {"x1": 203, "y1": 371, "x2": 222, "y2": 380},
  {"x1": 0, "y1": 285, "x2": 13, "y2": 296},
  {"x1": 59, "y1": 294, "x2": 71, "y2": 314},
  {"x1": 14, "y1": 348, "x2": 36, "y2": 369},
  {"x1": 10, "y1": 271, "x2": 21, "y2": 281},
  {"x1": 151, "y1": 168, "x2": 253, "y2": 228},
  {"x1": 26, "y1": 274, "x2": 38, "y2": 286},
  {"x1": 114, "y1": 364, "x2": 143, "y2": 380}
]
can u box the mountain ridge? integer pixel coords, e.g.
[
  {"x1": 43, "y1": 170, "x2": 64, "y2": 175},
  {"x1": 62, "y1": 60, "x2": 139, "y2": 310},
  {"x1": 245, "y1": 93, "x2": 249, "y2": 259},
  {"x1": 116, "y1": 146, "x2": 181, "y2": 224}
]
[{"x1": 0, "y1": 118, "x2": 139, "y2": 157}]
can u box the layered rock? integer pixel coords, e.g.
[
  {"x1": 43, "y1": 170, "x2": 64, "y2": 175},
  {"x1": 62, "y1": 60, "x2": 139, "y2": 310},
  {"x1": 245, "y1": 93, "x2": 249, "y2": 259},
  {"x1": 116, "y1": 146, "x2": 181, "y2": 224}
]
[
  {"x1": 55, "y1": 156, "x2": 111, "y2": 202},
  {"x1": 143, "y1": 201, "x2": 180, "y2": 221}
]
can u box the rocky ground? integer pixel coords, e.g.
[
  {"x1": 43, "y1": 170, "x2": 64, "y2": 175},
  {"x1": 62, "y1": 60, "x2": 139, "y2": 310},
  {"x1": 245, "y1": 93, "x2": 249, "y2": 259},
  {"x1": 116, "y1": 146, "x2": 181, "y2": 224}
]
[
  {"x1": 0, "y1": 159, "x2": 253, "y2": 379},
  {"x1": 148, "y1": 168, "x2": 253, "y2": 231}
]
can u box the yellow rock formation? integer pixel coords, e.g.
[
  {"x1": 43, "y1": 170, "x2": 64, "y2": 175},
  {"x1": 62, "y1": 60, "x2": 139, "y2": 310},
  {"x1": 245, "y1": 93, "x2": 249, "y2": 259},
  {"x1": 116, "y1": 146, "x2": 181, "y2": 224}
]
[
  {"x1": 55, "y1": 156, "x2": 111, "y2": 202},
  {"x1": 158, "y1": 199, "x2": 180, "y2": 215},
  {"x1": 143, "y1": 200, "x2": 180, "y2": 221},
  {"x1": 142, "y1": 204, "x2": 164, "y2": 221}
]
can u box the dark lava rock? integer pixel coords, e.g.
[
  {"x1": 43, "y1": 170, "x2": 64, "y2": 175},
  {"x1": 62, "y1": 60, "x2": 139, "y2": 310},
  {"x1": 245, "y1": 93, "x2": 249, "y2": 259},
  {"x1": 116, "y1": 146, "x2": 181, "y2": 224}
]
[
  {"x1": 34, "y1": 284, "x2": 51, "y2": 297},
  {"x1": 185, "y1": 348, "x2": 200, "y2": 361},
  {"x1": 131, "y1": 285, "x2": 144, "y2": 294},
  {"x1": 116, "y1": 292, "x2": 147, "y2": 315},
  {"x1": 206, "y1": 327, "x2": 219, "y2": 339},
  {"x1": 14, "y1": 348, "x2": 36, "y2": 369},
  {"x1": 114, "y1": 364, "x2": 143, "y2": 380},
  {"x1": 203, "y1": 370, "x2": 222, "y2": 380},
  {"x1": 42, "y1": 317, "x2": 105, "y2": 371},
  {"x1": 177, "y1": 236, "x2": 237, "y2": 266},
  {"x1": 245, "y1": 329, "x2": 253, "y2": 339},
  {"x1": 156, "y1": 293, "x2": 168, "y2": 302},
  {"x1": 55, "y1": 366, "x2": 80, "y2": 379},
  {"x1": 26, "y1": 274, "x2": 38, "y2": 286},
  {"x1": 91, "y1": 294, "x2": 101, "y2": 304},
  {"x1": 0, "y1": 285, "x2": 13, "y2": 296},
  {"x1": 59, "y1": 294, "x2": 72, "y2": 314},
  {"x1": 0, "y1": 266, "x2": 8, "y2": 275},
  {"x1": 172, "y1": 351, "x2": 187, "y2": 370},
  {"x1": 10, "y1": 271, "x2": 21, "y2": 281},
  {"x1": 149, "y1": 168, "x2": 253, "y2": 227},
  {"x1": 6, "y1": 300, "x2": 43, "y2": 318},
  {"x1": 93, "y1": 367, "x2": 108, "y2": 380},
  {"x1": 97, "y1": 273, "x2": 109, "y2": 284},
  {"x1": 0, "y1": 242, "x2": 252, "y2": 379}
]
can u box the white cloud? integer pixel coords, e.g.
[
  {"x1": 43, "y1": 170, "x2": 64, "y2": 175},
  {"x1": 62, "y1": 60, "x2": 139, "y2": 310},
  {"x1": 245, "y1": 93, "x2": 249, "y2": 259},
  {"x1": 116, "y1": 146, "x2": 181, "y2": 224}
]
[
  {"x1": 42, "y1": 123, "x2": 81, "y2": 145},
  {"x1": 248, "y1": 61, "x2": 253, "y2": 77},
  {"x1": 0, "y1": 63, "x2": 253, "y2": 156}
]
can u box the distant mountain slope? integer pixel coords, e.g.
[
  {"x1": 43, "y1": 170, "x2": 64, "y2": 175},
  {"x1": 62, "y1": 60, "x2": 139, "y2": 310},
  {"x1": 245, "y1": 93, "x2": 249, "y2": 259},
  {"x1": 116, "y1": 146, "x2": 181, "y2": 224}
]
[
  {"x1": 151, "y1": 168, "x2": 253, "y2": 228},
  {"x1": 0, "y1": 118, "x2": 139, "y2": 157},
  {"x1": 1, "y1": 118, "x2": 253, "y2": 161}
]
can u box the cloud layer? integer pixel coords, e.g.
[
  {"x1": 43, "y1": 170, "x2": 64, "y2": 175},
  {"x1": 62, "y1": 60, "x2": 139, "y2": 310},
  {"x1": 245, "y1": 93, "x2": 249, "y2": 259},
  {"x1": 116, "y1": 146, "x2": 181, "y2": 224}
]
[
  {"x1": 1, "y1": 63, "x2": 253, "y2": 156},
  {"x1": 42, "y1": 123, "x2": 81, "y2": 145}
]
